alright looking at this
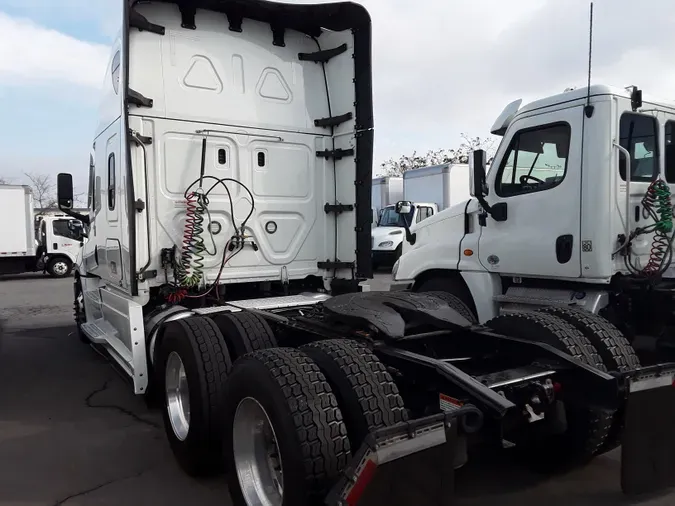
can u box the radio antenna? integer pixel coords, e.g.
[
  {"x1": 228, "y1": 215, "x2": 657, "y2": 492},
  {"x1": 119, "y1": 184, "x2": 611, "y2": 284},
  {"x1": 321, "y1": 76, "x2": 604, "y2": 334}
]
[{"x1": 584, "y1": 2, "x2": 594, "y2": 118}]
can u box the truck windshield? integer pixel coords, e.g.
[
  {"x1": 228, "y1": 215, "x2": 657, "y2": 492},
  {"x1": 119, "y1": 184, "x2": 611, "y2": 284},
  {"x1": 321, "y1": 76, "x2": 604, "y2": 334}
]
[{"x1": 378, "y1": 207, "x2": 413, "y2": 227}]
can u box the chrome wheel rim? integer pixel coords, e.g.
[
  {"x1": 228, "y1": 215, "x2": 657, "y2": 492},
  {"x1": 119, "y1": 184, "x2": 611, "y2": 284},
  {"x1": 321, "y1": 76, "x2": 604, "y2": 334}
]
[
  {"x1": 53, "y1": 262, "x2": 68, "y2": 276},
  {"x1": 165, "y1": 352, "x2": 190, "y2": 441},
  {"x1": 233, "y1": 397, "x2": 284, "y2": 506}
]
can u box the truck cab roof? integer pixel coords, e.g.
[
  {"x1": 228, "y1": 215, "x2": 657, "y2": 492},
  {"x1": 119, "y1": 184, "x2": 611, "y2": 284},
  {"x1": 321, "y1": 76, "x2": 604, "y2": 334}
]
[{"x1": 493, "y1": 84, "x2": 675, "y2": 135}]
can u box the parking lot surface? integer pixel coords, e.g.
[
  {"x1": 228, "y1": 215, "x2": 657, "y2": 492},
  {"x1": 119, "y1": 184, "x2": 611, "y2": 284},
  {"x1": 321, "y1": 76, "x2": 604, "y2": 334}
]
[{"x1": 0, "y1": 273, "x2": 671, "y2": 505}]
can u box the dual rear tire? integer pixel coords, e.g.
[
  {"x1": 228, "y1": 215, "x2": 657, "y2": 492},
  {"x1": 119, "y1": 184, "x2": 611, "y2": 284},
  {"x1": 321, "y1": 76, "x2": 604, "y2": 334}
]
[
  {"x1": 486, "y1": 307, "x2": 640, "y2": 469},
  {"x1": 157, "y1": 311, "x2": 407, "y2": 505}
]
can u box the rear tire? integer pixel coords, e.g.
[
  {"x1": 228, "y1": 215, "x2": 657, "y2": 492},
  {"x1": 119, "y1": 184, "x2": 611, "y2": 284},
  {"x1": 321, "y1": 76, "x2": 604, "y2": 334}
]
[
  {"x1": 538, "y1": 306, "x2": 640, "y2": 455},
  {"x1": 486, "y1": 312, "x2": 613, "y2": 469},
  {"x1": 300, "y1": 339, "x2": 408, "y2": 450},
  {"x1": 415, "y1": 276, "x2": 477, "y2": 321},
  {"x1": 158, "y1": 316, "x2": 232, "y2": 476},
  {"x1": 223, "y1": 348, "x2": 350, "y2": 506},
  {"x1": 47, "y1": 257, "x2": 72, "y2": 278},
  {"x1": 212, "y1": 311, "x2": 277, "y2": 361}
]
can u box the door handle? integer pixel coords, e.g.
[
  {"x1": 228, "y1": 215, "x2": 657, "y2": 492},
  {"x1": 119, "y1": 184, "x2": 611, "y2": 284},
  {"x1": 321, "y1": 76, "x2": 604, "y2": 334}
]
[
  {"x1": 53, "y1": 243, "x2": 58, "y2": 250},
  {"x1": 556, "y1": 235, "x2": 573, "y2": 264}
]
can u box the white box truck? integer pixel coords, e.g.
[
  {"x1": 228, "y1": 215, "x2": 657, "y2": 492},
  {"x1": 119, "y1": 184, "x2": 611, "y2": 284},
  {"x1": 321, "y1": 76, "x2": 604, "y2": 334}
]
[
  {"x1": 372, "y1": 163, "x2": 470, "y2": 268},
  {"x1": 371, "y1": 176, "x2": 403, "y2": 225},
  {"x1": 0, "y1": 185, "x2": 83, "y2": 278}
]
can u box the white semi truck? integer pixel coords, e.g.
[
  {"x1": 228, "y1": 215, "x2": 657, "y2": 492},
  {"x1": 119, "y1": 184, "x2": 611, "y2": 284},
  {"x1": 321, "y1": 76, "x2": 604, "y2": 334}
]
[
  {"x1": 0, "y1": 185, "x2": 82, "y2": 278},
  {"x1": 372, "y1": 163, "x2": 469, "y2": 268},
  {"x1": 55, "y1": 2, "x2": 675, "y2": 503}
]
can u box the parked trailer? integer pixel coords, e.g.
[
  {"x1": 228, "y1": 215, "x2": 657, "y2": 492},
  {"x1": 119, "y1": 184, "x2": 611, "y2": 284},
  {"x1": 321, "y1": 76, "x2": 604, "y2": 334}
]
[
  {"x1": 0, "y1": 185, "x2": 81, "y2": 278},
  {"x1": 56, "y1": 1, "x2": 675, "y2": 504}
]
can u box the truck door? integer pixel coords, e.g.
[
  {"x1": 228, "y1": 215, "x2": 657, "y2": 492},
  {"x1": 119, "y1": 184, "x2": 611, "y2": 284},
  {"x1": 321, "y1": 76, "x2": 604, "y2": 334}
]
[
  {"x1": 50, "y1": 219, "x2": 80, "y2": 259},
  {"x1": 478, "y1": 106, "x2": 583, "y2": 278}
]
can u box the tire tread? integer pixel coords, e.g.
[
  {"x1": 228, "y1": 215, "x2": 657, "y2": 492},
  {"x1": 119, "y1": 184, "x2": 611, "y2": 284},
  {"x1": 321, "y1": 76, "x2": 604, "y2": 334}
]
[
  {"x1": 301, "y1": 339, "x2": 407, "y2": 447},
  {"x1": 243, "y1": 348, "x2": 350, "y2": 493}
]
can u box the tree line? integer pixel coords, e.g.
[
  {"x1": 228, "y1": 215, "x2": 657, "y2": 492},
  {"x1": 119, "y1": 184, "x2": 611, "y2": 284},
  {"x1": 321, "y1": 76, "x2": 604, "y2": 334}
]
[
  {"x1": 0, "y1": 173, "x2": 85, "y2": 209},
  {"x1": 379, "y1": 134, "x2": 497, "y2": 177}
]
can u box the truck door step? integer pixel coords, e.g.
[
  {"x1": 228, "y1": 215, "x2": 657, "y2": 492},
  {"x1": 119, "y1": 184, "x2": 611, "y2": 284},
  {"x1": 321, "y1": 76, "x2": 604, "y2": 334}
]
[{"x1": 323, "y1": 291, "x2": 472, "y2": 339}]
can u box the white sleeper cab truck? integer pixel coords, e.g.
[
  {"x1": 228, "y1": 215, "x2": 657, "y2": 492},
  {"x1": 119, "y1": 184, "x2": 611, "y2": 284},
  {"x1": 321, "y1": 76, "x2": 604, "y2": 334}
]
[
  {"x1": 0, "y1": 185, "x2": 82, "y2": 278},
  {"x1": 372, "y1": 163, "x2": 469, "y2": 268},
  {"x1": 56, "y1": 4, "x2": 675, "y2": 501},
  {"x1": 371, "y1": 175, "x2": 403, "y2": 225}
]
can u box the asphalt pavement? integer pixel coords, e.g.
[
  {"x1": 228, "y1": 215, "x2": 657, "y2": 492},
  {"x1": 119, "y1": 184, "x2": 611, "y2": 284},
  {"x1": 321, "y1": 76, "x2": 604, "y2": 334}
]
[{"x1": 0, "y1": 272, "x2": 672, "y2": 505}]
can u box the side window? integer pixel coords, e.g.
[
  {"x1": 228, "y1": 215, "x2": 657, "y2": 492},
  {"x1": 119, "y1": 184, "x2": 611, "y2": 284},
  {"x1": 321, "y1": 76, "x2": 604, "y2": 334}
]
[
  {"x1": 495, "y1": 123, "x2": 570, "y2": 197},
  {"x1": 111, "y1": 50, "x2": 121, "y2": 95},
  {"x1": 53, "y1": 219, "x2": 80, "y2": 240},
  {"x1": 416, "y1": 206, "x2": 433, "y2": 223},
  {"x1": 107, "y1": 153, "x2": 116, "y2": 211},
  {"x1": 88, "y1": 155, "x2": 95, "y2": 211},
  {"x1": 665, "y1": 121, "x2": 675, "y2": 183},
  {"x1": 619, "y1": 113, "x2": 658, "y2": 182},
  {"x1": 95, "y1": 176, "x2": 102, "y2": 214}
]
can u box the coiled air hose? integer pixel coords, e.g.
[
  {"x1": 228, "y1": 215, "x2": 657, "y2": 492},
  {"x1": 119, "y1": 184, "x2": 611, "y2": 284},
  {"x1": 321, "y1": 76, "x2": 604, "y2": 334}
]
[
  {"x1": 175, "y1": 191, "x2": 211, "y2": 288},
  {"x1": 624, "y1": 178, "x2": 675, "y2": 278},
  {"x1": 641, "y1": 179, "x2": 674, "y2": 275}
]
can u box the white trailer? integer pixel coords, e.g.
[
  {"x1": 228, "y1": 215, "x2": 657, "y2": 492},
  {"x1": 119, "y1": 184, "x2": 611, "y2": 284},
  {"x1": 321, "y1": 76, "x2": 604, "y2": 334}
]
[
  {"x1": 403, "y1": 163, "x2": 470, "y2": 211},
  {"x1": 0, "y1": 185, "x2": 81, "y2": 278},
  {"x1": 371, "y1": 176, "x2": 403, "y2": 225},
  {"x1": 371, "y1": 163, "x2": 470, "y2": 268}
]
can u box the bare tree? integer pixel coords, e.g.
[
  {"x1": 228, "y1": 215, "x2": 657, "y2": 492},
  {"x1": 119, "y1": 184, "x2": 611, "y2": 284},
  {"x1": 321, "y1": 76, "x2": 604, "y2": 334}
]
[
  {"x1": 24, "y1": 172, "x2": 57, "y2": 209},
  {"x1": 379, "y1": 133, "x2": 499, "y2": 177},
  {"x1": 0, "y1": 177, "x2": 12, "y2": 185}
]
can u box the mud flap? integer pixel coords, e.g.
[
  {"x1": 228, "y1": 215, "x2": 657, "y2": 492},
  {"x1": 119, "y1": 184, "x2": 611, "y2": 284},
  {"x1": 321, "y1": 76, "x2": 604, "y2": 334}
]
[
  {"x1": 621, "y1": 366, "x2": 675, "y2": 495},
  {"x1": 325, "y1": 407, "x2": 482, "y2": 506}
]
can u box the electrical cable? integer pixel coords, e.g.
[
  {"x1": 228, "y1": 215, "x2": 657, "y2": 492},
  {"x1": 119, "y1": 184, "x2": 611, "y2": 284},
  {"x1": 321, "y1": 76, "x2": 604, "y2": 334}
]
[
  {"x1": 619, "y1": 178, "x2": 674, "y2": 280},
  {"x1": 164, "y1": 135, "x2": 256, "y2": 304}
]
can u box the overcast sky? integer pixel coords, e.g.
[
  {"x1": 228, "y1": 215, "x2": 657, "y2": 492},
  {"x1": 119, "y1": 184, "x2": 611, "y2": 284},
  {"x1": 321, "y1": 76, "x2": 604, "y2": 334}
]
[{"x1": 1, "y1": 0, "x2": 674, "y2": 190}]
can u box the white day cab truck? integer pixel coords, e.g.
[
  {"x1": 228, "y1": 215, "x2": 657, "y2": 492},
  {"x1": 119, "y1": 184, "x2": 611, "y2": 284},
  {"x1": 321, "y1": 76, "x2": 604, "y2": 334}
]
[
  {"x1": 0, "y1": 185, "x2": 83, "y2": 278},
  {"x1": 56, "y1": 2, "x2": 675, "y2": 504},
  {"x1": 371, "y1": 175, "x2": 402, "y2": 226},
  {"x1": 372, "y1": 163, "x2": 470, "y2": 269}
]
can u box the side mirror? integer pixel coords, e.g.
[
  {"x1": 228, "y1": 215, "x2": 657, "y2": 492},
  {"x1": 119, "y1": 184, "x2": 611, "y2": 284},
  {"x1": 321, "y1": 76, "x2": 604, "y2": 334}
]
[
  {"x1": 56, "y1": 173, "x2": 90, "y2": 225},
  {"x1": 394, "y1": 201, "x2": 416, "y2": 245},
  {"x1": 395, "y1": 200, "x2": 413, "y2": 215},
  {"x1": 469, "y1": 150, "x2": 487, "y2": 198},
  {"x1": 57, "y1": 173, "x2": 74, "y2": 210}
]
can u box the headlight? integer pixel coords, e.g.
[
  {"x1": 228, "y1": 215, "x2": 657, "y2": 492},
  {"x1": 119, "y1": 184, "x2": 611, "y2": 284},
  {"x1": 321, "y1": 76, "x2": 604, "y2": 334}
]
[
  {"x1": 378, "y1": 241, "x2": 393, "y2": 248},
  {"x1": 392, "y1": 258, "x2": 400, "y2": 278},
  {"x1": 389, "y1": 230, "x2": 403, "y2": 235}
]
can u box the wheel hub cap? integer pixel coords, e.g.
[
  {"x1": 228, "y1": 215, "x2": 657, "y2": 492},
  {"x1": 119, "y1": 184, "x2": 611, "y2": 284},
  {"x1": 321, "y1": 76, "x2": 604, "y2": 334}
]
[
  {"x1": 53, "y1": 262, "x2": 68, "y2": 275},
  {"x1": 165, "y1": 352, "x2": 190, "y2": 441},
  {"x1": 233, "y1": 397, "x2": 284, "y2": 506}
]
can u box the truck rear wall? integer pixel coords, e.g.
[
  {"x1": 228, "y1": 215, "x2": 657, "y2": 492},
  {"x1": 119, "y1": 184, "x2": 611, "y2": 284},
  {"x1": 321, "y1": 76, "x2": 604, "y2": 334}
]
[{"x1": 0, "y1": 186, "x2": 35, "y2": 256}]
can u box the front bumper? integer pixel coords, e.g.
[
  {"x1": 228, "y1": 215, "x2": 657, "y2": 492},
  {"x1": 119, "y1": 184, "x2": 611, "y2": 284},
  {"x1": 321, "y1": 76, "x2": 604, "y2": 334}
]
[{"x1": 372, "y1": 250, "x2": 399, "y2": 265}]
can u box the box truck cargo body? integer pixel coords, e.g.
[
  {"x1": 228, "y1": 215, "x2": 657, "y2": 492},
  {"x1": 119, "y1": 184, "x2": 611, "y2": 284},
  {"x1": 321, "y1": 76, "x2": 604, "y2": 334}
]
[{"x1": 371, "y1": 176, "x2": 403, "y2": 225}]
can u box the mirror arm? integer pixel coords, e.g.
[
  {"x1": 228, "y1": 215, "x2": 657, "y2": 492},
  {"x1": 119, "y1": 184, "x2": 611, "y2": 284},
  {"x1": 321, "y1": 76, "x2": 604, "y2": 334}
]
[
  {"x1": 401, "y1": 219, "x2": 416, "y2": 245},
  {"x1": 58, "y1": 204, "x2": 90, "y2": 225}
]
